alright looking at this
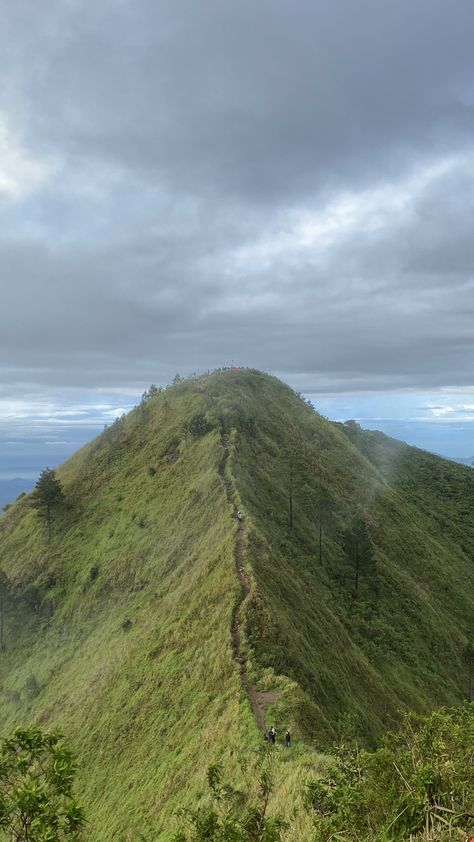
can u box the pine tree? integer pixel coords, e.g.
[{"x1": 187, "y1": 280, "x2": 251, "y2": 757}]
[
  {"x1": 343, "y1": 515, "x2": 377, "y2": 595},
  {"x1": 31, "y1": 468, "x2": 65, "y2": 539},
  {"x1": 0, "y1": 570, "x2": 8, "y2": 652}
]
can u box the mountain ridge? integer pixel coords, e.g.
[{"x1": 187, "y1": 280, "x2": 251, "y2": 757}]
[{"x1": 1, "y1": 368, "x2": 473, "y2": 838}]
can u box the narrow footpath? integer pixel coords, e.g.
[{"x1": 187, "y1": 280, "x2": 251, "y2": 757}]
[{"x1": 219, "y1": 434, "x2": 277, "y2": 733}]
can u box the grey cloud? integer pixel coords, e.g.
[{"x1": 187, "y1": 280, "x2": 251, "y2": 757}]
[
  {"x1": 4, "y1": 1, "x2": 474, "y2": 202},
  {"x1": 0, "y1": 0, "x2": 473, "y2": 403}
]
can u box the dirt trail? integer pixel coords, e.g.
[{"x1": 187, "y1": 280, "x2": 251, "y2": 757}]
[{"x1": 219, "y1": 434, "x2": 277, "y2": 733}]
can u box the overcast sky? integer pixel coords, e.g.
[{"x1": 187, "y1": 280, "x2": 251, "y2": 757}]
[{"x1": 1, "y1": 0, "x2": 474, "y2": 478}]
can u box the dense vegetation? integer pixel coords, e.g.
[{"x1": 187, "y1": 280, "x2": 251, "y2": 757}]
[
  {"x1": 307, "y1": 704, "x2": 474, "y2": 841},
  {"x1": 0, "y1": 369, "x2": 473, "y2": 839},
  {"x1": 0, "y1": 725, "x2": 84, "y2": 841}
]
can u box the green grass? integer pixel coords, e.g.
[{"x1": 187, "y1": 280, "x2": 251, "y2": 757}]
[
  {"x1": 215, "y1": 371, "x2": 474, "y2": 745},
  {"x1": 0, "y1": 370, "x2": 473, "y2": 839}
]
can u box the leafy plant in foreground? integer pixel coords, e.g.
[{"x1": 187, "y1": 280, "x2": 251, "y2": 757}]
[
  {"x1": 173, "y1": 761, "x2": 287, "y2": 841},
  {"x1": 306, "y1": 705, "x2": 474, "y2": 841},
  {"x1": 0, "y1": 725, "x2": 85, "y2": 841}
]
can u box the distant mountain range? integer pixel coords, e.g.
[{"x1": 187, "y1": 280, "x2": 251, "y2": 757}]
[
  {"x1": 0, "y1": 477, "x2": 35, "y2": 510},
  {"x1": 453, "y1": 456, "x2": 474, "y2": 468}
]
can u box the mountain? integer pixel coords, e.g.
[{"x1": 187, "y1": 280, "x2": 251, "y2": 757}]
[
  {"x1": 454, "y1": 456, "x2": 474, "y2": 468},
  {"x1": 0, "y1": 477, "x2": 35, "y2": 510},
  {"x1": 0, "y1": 369, "x2": 473, "y2": 840}
]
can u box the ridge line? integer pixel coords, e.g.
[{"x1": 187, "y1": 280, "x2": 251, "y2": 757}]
[{"x1": 219, "y1": 432, "x2": 267, "y2": 733}]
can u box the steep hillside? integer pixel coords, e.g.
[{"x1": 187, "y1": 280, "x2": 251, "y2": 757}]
[
  {"x1": 1, "y1": 369, "x2": 473, "y2": 838},
  {"x1": 198, "y1": 372, "x2": 474, "y2": 746}
]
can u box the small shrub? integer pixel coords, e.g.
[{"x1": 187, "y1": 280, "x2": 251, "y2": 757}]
[
  {"x1": 22, "y1": 584, "x2": 41, "y2": 611},
  {"x1": 44, "y1": 572, "x2": 57, "y2": 589},
  {"x1": 24, "y1": 673, "x2": 40, "y2": 699},
  {"x1": 244, "y1": 416, "x2": 258, "y2": 437},
  {"x1": 185, "y1": 413, "x2": 213, "y2": 441},
  {"x1": 121, "y1": 618, "x2": 132, "y2": 631},
  {"x1": 89, "y1": 565, "x2": 99, "y2": 581},
  {"x1": 148, "y1": 466, "x2": 157, "y2": 477}
]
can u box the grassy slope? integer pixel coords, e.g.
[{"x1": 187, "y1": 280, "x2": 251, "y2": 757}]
[
  {"x1": 0, "y1": 383, "x2": 267, "y2": 839},
  {"x1": 0, "y1": 370, "x2": 473, "y2": 838},
  {"x1": 205, "y1": 370, "x2": 474, "y2": 745}
]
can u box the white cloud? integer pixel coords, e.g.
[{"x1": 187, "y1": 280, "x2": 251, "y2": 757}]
[
  {"x1": 0, "y1": 114, "x2": 54, "y2": 199},
  {"x1": 227, "y1": 155, "x2": 464, "y2": 277}
]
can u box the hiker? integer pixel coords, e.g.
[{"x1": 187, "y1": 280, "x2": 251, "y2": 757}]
[
  {"x1": 236, "y1": 510, "x2": 243, "y2": 522},
  {"x1": 285, "y1": 729, "x2": 291, "y2": 748},
  {"x1": 269, "y1": 726, "x2": 276, "y2": 744}
]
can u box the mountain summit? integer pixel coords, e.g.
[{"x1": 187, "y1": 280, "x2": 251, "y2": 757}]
[{"x1": 1, "y1": 369, "x2": 473, "y2": 838}]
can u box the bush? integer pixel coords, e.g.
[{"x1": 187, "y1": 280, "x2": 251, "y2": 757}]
[
  {"x1": 24, "y1": 672, "x2": 40, "y2": 699},
  {"x1": 307, "y1": 705, "x2": 474, "y2": 841},
  {"x1": 44, "y1": 572, "x2": 57, "y2": 589},
  {"x1": 0, "y1": 725, "x2": 85, "y2": 839},
  {"x1": 184, "y1": 413, "x2": 213, "y2": 441}
]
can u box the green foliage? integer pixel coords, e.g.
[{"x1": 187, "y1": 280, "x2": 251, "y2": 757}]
[
  {"x1": 30, "y1": 468, "x2": 65, "y2": 538},
  {"x1": 141, "y1": 384, "x2": 161, "y2": 403},
  {"x1": 174, "y1": 762, "x2": 287, "y2": 842},
  {"x1": 0, "y1": 725, "x2": 85, "y2": 841},
  {"x1": 306, "y1": 705, "x2": 474, "y2": 841},
  {"x1": 184, "y1": 413, "x2": 214, "y2": 441}
]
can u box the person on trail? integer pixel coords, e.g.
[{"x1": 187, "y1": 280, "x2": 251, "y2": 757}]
[
  {"x1": 236, "y1": 510, "x2": 243, "y2": 522},
  {"x1": 285, "y1": 729, "x2": 291, "y2": 748},
  {"x1": 269, "y1": 726, "x2": 276, "y2": 744}
]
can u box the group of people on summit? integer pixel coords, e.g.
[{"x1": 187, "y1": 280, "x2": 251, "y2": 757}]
[{"x1": 264, "y1": 727, "x2": 291, "y2": 747}]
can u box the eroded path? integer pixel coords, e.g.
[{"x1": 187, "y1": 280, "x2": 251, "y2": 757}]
[{"x1": 219, "y1": 434, "x2": 276, "y2": 733}]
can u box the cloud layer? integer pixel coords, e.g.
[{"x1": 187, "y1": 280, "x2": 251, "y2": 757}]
[{"x1": 1, "y1": 0, "x2": 474, "y2": 401}]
